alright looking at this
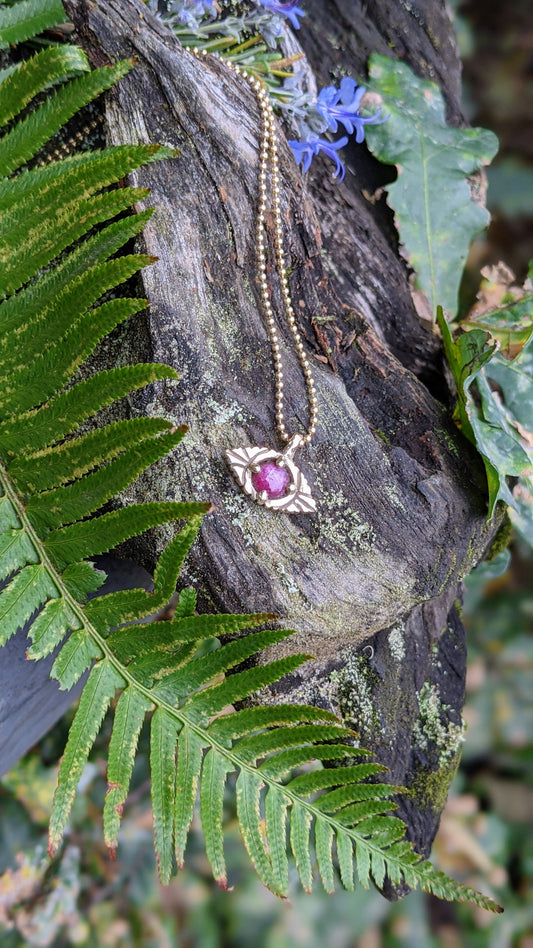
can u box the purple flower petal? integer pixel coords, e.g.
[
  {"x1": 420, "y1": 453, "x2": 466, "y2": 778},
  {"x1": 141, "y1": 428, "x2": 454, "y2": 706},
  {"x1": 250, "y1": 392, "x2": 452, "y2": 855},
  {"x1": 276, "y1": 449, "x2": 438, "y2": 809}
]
[{"x1": 258, "y1": 0, "x2": 305, "y2": 30}]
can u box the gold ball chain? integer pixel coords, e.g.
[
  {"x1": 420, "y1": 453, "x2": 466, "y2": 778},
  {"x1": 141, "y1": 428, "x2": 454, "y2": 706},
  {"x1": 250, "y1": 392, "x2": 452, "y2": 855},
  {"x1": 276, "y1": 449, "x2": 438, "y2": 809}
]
[{"x1": 189, "y1": 48, "x2": 318, "y2": 446}]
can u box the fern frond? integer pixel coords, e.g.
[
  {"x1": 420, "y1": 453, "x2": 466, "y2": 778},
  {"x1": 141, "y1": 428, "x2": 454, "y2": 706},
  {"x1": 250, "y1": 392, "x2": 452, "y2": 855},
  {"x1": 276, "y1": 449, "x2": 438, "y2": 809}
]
[
  {"x1": 0, "y1": 44, "x2": 89, "y2": 125},
  {"x1": 0, "y1": 0, "x2": 66, "y2": 50},
  {"x1": 40, "y1": 570, "x2": 502, "y2": 913},
  {"x1": 0, "y1": 59, "x2": 135, "y2": 176}
]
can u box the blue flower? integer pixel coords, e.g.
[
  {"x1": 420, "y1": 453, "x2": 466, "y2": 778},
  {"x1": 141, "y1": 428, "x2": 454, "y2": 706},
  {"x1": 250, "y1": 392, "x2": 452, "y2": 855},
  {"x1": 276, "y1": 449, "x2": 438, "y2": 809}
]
[
  {"x1": 170, "y1": 0, "x2": 217, "y2": 29},
  {"x1": 258, "y1": 1, "x2": 305, "y2": 30},
  {"x1": 317, "y1": 76, "x2": 386, "y2": 143},
  {"x1": 288, "y1": 134, "x2": 349, "y2": 180}
]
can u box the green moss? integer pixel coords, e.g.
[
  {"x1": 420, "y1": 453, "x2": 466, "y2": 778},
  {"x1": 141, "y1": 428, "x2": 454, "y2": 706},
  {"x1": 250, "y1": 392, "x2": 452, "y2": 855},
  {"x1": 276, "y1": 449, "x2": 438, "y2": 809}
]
[
  {"x1": 387, "y1": 622, "x2": 406, "y2": 661},
  {"x1": 373, "y1": 429, "x2": 391, "y2": 446},
  {"x1": 408, "y1": 680, "x2": 466, "y2": 814},
  {"x1": 329, "y1": 651, "x2": 381, "y2": 736},
  {"x1": 413, "y1": 681, "x2": 466, "y2": 768},
  {"x1": 313, "y1": 477, "x2": 376, "y2": 556},
  {"x1": 409, "y1": 754, "x2": 461, "y2": 814},
  {"x1": 485, "y1": 516, "x2": 513, "y2": 560}
]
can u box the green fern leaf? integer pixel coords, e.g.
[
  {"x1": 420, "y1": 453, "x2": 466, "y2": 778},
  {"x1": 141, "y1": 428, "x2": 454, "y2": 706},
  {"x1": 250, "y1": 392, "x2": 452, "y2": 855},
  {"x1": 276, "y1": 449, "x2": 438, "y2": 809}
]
[
  {"x1": 0, "y1": 44, "x2": 89, "y2": 124},
  {"x1": 2, "y1": 299, "x2": 151, "y2": 417},
  {"x1": 104, "y1": 688, "x2": 154, "y2": 853},
  {"x1": 236, "y1": 769, "x2": 278, "y2": 892},
  {"x1": 336, "y1": 832, "x2": 355, "y2": 891},
  {"x1": 106, "y1": 611, "x2": 276, "y2": 660},
  {"x1": 207, "y1": 704, "x2": 341, "y2": 745},
  {"x1": 44, "y1": 501, "x2": 209, "y2": 570},
  {"x1": 61, "y1": 561, "x2": 106, "y2": 601},
  {"x1": 0, "y1": 564, "x2": 58, "y2": 645},
  {"x1": 48, "y1": 659, "x2": 125, "y2": 856},
  {"x1": 9, "y1": 416, "x2": 174, "y2": 494},
  {"x1": 290, "y1": 803, "x2": 314, "y2": 893},
  {"x1": 150, "y1": 708, "x2": 178, "y2": 884},
  {"x1": 0, "y1": 60, "x2": 134, "y2": 176},
  {"x1": 0, "y1": 255, "x2": 152, "y2": 380},
  {"x1": 153, "y1": 628, "x2": 295, "y2": 705},
  {"x1": 26, "y1": 598, "x2": 82, "y2": 660},
  {"x1": 50, "y1": 629, "x2": 103, "y2": 690},
  {"x1": 84, "y1": 517, "x2": 203, "y2": 628},
  {"x1": 174, "y1": 726, "x2": 206, "y2": 867},
  {"x1": 26, "y1": 429, "x2": 187, "y2": 532},
  {"x1": 315, "y1": 818, "x2": 335, "y2": 893},
  {"x1": 0, "y1": 363, "x2": 178, "y2": 458},
  {"x1": 0, "y1": 0, "x2": 66, "y2": 50},
  {"x1": 354, "y1": 840, "x2": 371, "y2": 889},
  {"x1": 175, "y1": 587, "x2": 197, "y2": 618},
  {"x1": 200, "y1": 748, "x2": 232, "y2": 888},
  {"x1": 265, "y1": 786, "x2": 290, "y2": 895},
  {"x1": 0, "y1": 526, "x2": 38, "y2": 581}
]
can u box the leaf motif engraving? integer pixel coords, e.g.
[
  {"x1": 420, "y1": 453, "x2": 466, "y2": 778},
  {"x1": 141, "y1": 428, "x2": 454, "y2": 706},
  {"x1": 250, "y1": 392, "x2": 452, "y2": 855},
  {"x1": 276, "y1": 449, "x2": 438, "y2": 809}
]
[{"x1": 226, "y1": 445, "x2": 317, "y2": 513}]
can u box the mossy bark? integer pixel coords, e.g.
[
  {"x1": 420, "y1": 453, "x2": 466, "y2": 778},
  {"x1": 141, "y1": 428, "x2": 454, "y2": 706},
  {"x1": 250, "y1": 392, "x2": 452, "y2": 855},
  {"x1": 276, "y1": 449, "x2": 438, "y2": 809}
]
[{"x1": 63, "y1": 0, "x2": 503, "y2": 881}]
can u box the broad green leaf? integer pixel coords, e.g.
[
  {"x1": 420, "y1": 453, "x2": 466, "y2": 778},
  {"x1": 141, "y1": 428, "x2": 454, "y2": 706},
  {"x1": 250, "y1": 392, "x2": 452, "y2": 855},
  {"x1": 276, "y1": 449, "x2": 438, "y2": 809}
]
[
  {"x1": 484, "y1": 337, "x2": 533, "y2": 435},
  {"x1": 438, "y1": 309, "x2": 532, "y2": 519},
  {"x1": 150, "y1": 708, "x2": 178, "y2": 885},
  {"x1": 49, "y1": 659, "x2": 124, "y2": 855},
  {"x1": 365, "y1": 54, "x2": 498, "y2": 317}
]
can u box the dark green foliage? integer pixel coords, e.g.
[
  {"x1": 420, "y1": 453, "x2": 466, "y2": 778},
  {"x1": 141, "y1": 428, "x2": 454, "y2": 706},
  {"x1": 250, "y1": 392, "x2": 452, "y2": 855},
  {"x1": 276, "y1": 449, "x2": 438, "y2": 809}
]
[{"x1": 0, "y1": 0, "x2": 502, "y2": 914}]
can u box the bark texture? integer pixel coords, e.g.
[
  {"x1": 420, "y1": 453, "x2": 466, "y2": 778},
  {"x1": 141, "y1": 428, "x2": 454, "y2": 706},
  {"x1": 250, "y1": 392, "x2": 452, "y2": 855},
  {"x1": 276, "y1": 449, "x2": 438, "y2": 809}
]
[{"x1": 55, "y1": 0, "x2": 500, "y2": 873}]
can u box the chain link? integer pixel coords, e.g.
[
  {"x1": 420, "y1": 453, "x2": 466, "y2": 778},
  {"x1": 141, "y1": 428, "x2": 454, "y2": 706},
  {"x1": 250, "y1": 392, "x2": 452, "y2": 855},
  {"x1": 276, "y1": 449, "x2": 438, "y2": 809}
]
[{"x1": 191, "y1": 49, "x2": 318, "y2": 445}]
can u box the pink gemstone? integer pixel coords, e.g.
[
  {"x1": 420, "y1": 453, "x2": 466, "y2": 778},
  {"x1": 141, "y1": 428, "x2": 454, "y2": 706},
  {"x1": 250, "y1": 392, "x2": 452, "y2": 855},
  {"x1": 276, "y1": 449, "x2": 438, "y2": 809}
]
[{"x1": 251, "y1": 462, "x2": 291, "y2": 499}]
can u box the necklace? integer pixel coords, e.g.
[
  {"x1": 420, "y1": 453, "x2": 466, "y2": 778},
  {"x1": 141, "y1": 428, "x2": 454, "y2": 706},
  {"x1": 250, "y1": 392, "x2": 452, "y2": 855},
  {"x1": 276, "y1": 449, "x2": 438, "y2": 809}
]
[{"x1": 190, "y1": 49, "x2": 317, "y2": 513}]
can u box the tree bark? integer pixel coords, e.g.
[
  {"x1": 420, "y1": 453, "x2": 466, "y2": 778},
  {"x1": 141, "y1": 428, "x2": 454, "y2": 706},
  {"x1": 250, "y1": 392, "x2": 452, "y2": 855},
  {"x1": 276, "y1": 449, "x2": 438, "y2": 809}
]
[{"x1": 55, "y1": 0, "x2": 500, "y2": 878}]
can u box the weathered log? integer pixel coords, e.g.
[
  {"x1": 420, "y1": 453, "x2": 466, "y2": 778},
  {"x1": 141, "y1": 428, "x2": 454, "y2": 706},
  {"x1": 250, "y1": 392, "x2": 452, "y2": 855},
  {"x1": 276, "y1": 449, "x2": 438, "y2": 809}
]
[{"x1": 2, "y1": 0, "x2": 501, "y2": 877}]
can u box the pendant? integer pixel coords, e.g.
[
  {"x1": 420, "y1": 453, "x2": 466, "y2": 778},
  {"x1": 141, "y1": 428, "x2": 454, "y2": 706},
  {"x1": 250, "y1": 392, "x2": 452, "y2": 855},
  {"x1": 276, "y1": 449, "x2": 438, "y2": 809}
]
[{"x1": 226, "y1": 434, "x2": 317, "y2": 513}]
